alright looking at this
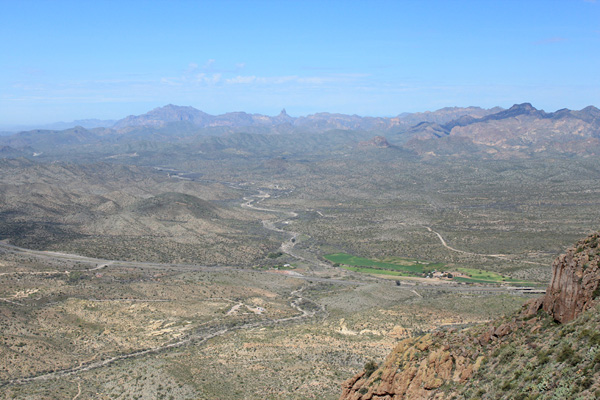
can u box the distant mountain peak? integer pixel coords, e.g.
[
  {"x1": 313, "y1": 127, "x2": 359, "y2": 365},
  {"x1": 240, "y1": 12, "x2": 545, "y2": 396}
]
[
  {"x1": 580, "y1": 105, "x2": 600, "y2": 118},
  {"x1": 272, "y1": 108, "x2": 294, "y2": 124},
  {"x1": 476, "y1": 102, "x2": 543, "y2": 121},
  {"x1": 511, "y1": 102, "x2": 535, "y2": 111},
  {"x1": 112, "y1": 104, "x2": 211, "y2": 129},
  {"x1": 582, "y1": 105, "x2": 600, "y2": 113},
  {"x1": 502, "y1": 103, "x2": 539, "y2": 115}
]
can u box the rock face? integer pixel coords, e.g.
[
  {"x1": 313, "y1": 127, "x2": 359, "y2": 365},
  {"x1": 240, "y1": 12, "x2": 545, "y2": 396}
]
[
  {"x1": 339, "y1": 232, "x2": 600, "y2": 400},
  {"x1": 542, "y1": 233, "x2": 600, "y2": 323},
  {"x1": 340, "y1": 333, "x2": 484, "y2": 400}
]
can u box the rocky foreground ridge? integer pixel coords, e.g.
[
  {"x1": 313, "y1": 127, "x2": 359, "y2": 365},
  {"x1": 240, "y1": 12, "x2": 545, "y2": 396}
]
[{"x1": 340, "y1": 233, "x2": 600, "y2": 400}]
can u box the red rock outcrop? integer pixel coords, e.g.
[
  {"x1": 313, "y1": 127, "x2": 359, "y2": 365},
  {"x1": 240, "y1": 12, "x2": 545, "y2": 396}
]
[
  {"x1": 340, "y1": 333, "x2": 484, "y2": 400},
  {"x1": 541, "y1": 232, "x2": 600, "y2": 323}
]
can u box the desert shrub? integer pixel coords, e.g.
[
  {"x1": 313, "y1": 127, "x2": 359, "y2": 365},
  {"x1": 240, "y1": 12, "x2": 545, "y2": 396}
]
[
  {"x1": 556, "y1": 344, "x2": 575, "y2": 364},
  {"x1": 593, "y1": 350, "x2": 600, "y2": 365},
  {"x1": 500, "y1": 380, "x2": 513, "y2": 391},
  {"x1": 537, "y1": 351, "x2": 550, "y2": 365},
  {"x1": 364, "y1": 360, "x2": 378, "y2": 378},
  {"x1": 499, "y1": 344, "x2": 517, "y2": 363},
  {"x1": 581, "y1": 376, "x2": 593, "y2": 389}
]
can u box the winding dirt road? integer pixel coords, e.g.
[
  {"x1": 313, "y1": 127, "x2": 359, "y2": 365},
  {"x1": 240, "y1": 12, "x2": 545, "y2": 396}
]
[{"x1": 424, "y1": 226, "x2": 545, "y2": 266}]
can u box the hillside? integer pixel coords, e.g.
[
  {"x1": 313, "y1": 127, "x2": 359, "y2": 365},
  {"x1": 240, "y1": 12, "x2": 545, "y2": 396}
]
[
  {"x1": 340, "y1": 232, "x2": 600, "y2": 400},
  {"x1": 0, "y1": 161, "x2": 277, "y2": 264}
]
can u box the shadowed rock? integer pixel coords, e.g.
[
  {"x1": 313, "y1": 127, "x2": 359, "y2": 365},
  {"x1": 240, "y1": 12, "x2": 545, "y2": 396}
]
[{"x1": 541, "y1": 232, "x2": 600, "y2": 323}]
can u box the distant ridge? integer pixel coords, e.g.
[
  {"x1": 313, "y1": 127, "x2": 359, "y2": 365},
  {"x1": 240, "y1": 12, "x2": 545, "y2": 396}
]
[
  {"x1": 1, "y1": 105, "x2": 503, "y2": 134},
  {"x1": 0, "y1": 118, "x2": 117, "y2": 133},
  {"x1": 405, "y1": 103, "x2": 600, "y2": 157},
  {"x1": 110, "y1": 104, "x2": 503, "y2": 132},
  {"x1": 113, "y1": 104, "x2": 212, "y2": 129},
  {"x1": 2, "y1": 103, "x2": 600, "y2": 158}
]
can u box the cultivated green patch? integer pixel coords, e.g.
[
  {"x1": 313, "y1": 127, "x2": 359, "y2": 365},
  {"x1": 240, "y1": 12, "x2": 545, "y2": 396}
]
[
  {"x1": 340, "y1": 265, "x2": 412, "y2": 277},
  {"x1": 324, "y1": 253, "x2": 443, "y2": 276},
  {"x1": 325, "y1": 253, "x2": 537, "y2": 285},
  {"x1": 454, "y1": 268, "x2": 538, "y2": 285}
]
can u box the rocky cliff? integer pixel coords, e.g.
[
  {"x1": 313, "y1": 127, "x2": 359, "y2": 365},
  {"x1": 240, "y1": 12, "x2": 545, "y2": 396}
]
[
  {"x1": 541, "y1": 233, "x2": 600, "y2": 323},
  {"x1": 340, "y1": 232, "x2": 600, "y2": 400}
]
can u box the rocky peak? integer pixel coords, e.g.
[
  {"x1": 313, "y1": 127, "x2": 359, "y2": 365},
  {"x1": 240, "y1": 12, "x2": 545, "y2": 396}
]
[
  {"x1": 273, "y1": 108, "x2": 295, "y2": 124},
  {"x1": 580, "y1": 105, "x2": 600, "y2": 116},
  {"x1": 485, "y1": 102, "x2": 543, "y2": 120},
  {"x1": 541, "y1": 232, "x2": 600, "y2": 323},
  {"x1": 572, "y1": 105, "x2": 600, "y2": 125},
  {"x1": 514, "y1": 102, "x2": 535, "y2": 111}
]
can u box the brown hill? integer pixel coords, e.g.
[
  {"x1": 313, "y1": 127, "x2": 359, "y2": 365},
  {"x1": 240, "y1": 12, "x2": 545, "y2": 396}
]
[
  {"x1": 340, "y1": 232, "x2": 600, "y2": 400},
  {"x1": 0, "y1": 161, "x2": 277, "y2": 264},
  {"x1": 358, "y1": 136, "x2": 392, "y2": 148}
]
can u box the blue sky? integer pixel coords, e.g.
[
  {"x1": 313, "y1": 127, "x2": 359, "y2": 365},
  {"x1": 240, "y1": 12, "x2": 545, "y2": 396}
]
[{"x1": 1, "y1": 0, "x2": 599, "y2": 125}]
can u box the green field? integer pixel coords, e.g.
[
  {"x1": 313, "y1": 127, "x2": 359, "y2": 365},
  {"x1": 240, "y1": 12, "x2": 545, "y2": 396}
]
[
  {"x1": 340, "y1": 266, "x2": 412, "y2": 277},
  {"x1": 325, "y1": 253, "x2": 537, "y2": 285},
  {"x1": 324, "y1": 253, "x2": 443, "y2": 276}
]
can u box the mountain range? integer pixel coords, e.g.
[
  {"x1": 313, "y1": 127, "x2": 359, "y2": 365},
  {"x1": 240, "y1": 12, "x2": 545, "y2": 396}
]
[
  {"x1": 405, "y1": 103, "x2": 600, "y2": 157},
  {"x1": 1, "y1": 103, "x2": 599, "y2": 158},
  {"x1": 1, "y1": 105, "x2": 502, "y2": 134},
  {"x1": 111, "y1": 104, "x2": 505, "y2": 133}
]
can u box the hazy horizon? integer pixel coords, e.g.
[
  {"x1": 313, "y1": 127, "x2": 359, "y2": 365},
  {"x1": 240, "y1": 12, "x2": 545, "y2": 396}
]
[{"x1": 3, "y1": 101, "x2": 600, "y2": 132}]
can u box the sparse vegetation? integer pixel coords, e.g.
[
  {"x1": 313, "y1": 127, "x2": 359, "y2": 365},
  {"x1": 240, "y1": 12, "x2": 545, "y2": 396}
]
[
  {"x1": 363, "y1": 360, "x2": 378, "y2": 378},
  {"x1": 1, "y1": 110, "x2": 599, "y2": 399}
]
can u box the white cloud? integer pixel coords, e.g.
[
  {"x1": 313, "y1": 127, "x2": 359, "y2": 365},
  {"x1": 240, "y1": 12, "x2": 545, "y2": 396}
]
[
  {"x1": 225, "y1": 75, "x2": 297, "y2": 85},
  {"x1": 195, "y1": 73, "x2": 222, "y2": 84},
  {"x1": 160, "y1": 77, "x2": 181, "y2": 86},
  {"x1": 162, "y1": 62, "x2": 371, "y2": 90},
  {"x1": 226, "y1": 75, "x2": 257, "y2": 84},
  {"x1": 204, "y1": 59, "x2": 216, "y2": 69},
  {"x1": 223, "y1": 73, "x2": 369, "y2": 86}
]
